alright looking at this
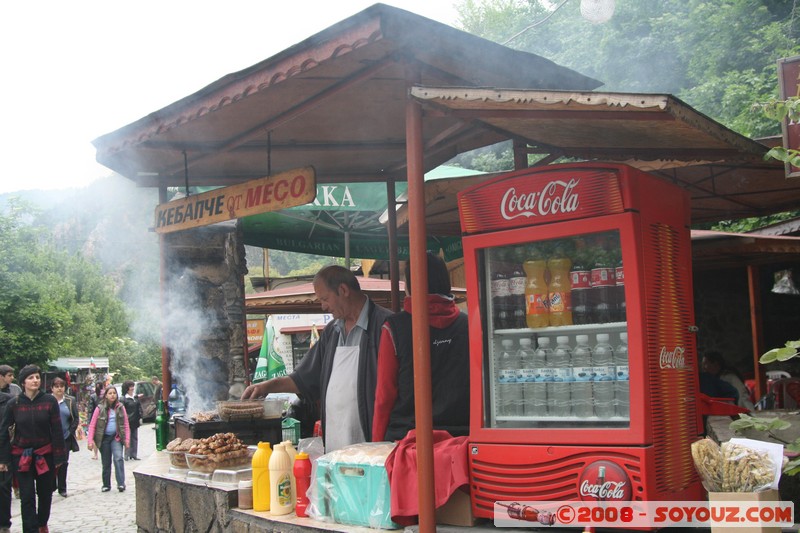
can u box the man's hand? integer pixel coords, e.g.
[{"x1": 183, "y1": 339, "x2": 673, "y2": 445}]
[
  {"x1": 241, "y1": 382, "x2": 269, "y2": 400},
  {"x1": 0, "y1": 464, "x2": 7, "y2": 472}
]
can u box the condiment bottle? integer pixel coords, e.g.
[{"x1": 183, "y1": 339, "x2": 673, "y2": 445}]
[
  {"x1": 269, "y1": 443, "x2": 293, "y2": 515},
  {"x1": 252, "y1": 442, "x2": 272, "y2": 512},
  {"x1": 293, "y1": 452, "x2": 312, "y2": 518},
  {"x1": 281, "y1": 440, "x2": 298, "y2": 507},
  {"x1": 237, "y1": 479, "x2": 253, "y2": 510}
]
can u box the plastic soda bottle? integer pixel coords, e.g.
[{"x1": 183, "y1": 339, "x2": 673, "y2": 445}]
[
  {"x1": 591, "y1": 259, "x2": 616, "y2": 323},
  {"x1": 570, "y1": 262, "x2": 592, "y2": 325},
  {"x1": 293, "y1": 452, "x2": 312, "y2": 518},
  {"x1": 571, "y1": 335, "x2": 594, "y2": 418},
  {"x1": 615, "y1": 332, "x2": 630, "y2": 418},
  {"x1": 508, "y1": 265, "x2": 527, "y2": 329},
  {"x1": 523, "y1": 259, "x2": 549, "y2": 328},
  {"x1": 252, "y1": 442, "x2": 272, "y2": 512},
  {"x1": 615, "y1": 259, "x2": 626, "y2": 322},
  {"x1": 593, "y1": 333, "x2": 616, "y2": 419},
  {"x1": 547, "y1": 254, "x2": 572, "y2": 326},
  {"x1": 269, "y1": 443, "x2": 294, "y2": 515},
  {"x1": 529, "y1": 337, "x2": 552, "y2": 416},
  {"x1": 548, "y1": 336, "x2": 573, "y2": 417},
  {"x1": 491, "y1": 270, "x2": 510, "y2": 329}
]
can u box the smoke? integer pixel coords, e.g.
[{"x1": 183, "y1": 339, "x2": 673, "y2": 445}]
[{"x1": 163, "y1": 268, "x2": 229, "y2": 414}]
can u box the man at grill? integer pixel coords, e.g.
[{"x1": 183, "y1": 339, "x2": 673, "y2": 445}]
[{"x1": 242, "y1": 265, "x2": 392, "y2": 452}]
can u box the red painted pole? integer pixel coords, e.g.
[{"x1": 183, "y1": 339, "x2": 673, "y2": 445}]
[{"x1": 405, "y1": 62, "x2": 436, "y2": 533}]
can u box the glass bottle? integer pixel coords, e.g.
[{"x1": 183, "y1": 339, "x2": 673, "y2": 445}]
[{"x1": 155, "y1": 400, "x2": 170, "y2": 451}]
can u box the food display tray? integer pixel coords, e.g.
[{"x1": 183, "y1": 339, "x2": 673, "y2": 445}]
[{"x1": 211, "y1": 466, "x2": 252, "y2": 488}]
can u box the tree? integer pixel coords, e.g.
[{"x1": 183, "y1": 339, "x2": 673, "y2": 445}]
[
  {"x1": 0, "y1": 199, "x2": 133, "y2": 370},
  {"x1": 455, "y1": 0, "x2": 800, "y2": 139}
]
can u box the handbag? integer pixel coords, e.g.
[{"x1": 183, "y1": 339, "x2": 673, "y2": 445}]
[{"x1": 70, "y1": 436, "x2": 80, "y2": 452}]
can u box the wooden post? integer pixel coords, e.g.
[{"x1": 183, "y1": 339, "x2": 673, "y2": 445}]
[
  {"x1": 747, "y1": 265, "x2": 765, "y2": 400},
  {"x1": 406, "y1": 62, "x2": 436, "y2": 533}
]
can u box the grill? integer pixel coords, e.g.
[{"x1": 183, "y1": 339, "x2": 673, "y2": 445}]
[{"x1": 173, "y1": 415, "x2": 282, "y2": 446}]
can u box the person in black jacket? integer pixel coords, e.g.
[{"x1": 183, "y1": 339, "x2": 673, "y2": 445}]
[
  {"x1": 372, "y1": 252, "x2": 470, "y2": 442},
  {"x1": 121, "y1": 381, "x2": 141, "y2": 461},
  {"x1": 50, "y1": 378, "x2": 79, "y2": 498},
  {"x1": 86, "y1": 384, "x2": 103, "y2": 460},
  {"x1": 0, "y1": 365, "x2": 66, "y2": 533},
  {"x1": 0, "y1": 390, "x2": 12, "y2": 533},
  {"x1": 241, "y1": 265, "x2": 392, "y2": 452}
]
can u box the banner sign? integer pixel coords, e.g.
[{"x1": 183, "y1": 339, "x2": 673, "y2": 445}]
[
  {"x1": 246, "y1": 319, "x2": 265, "y2": 345},
  {"x1": 778, "y1": 56, "x2": 800, "y2": 178},
  {"x1": 154, "y1": 166, "x2": 316, "y2": 233}
]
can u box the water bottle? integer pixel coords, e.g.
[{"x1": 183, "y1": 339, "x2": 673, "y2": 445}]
[
  {"x1": 497, "y1": 339, "x2": 517, "y2": 416},
  {"x1": 571, "y1": 335, "x2": 594, "y2": 418},
  {"x1": 615, "y1": 332, "x2": 630, "y2": 418},
  {"x1": 593, "y1": 333, "x2": 616, "y2": 419},
  {"x1": 530, "y1": 337, "x2": 552, "y2": 417},
  {"x1": 548, "y1": 336, "x2": 573, "y2": 417},
  {"x1": 517, "y1": 338, "x2": 536, "y2": 416}
]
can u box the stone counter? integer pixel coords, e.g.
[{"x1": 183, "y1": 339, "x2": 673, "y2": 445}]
[{"x1": 133, "y1": 452, "x2": 402, "y2": 533}]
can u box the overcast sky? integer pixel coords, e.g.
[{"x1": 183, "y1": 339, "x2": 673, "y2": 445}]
[{"x1": 0, "y1": 1, "x2": 460, "y2": 194}]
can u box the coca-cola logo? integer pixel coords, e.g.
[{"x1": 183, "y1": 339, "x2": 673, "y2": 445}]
[
  {"x1": 579, "y1": 460, "x2": 632, "y2": 502},
  {"x1": 500, "y1": 179, "x2": 580, "y2": 220},
  {"x1": 659, "y1": 346, "x2": 686, "y2": 369}
]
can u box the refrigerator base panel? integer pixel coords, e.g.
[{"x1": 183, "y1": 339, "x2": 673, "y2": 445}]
[{"x1": 469, "y1": 442, "x2": 704, "y2": 522}]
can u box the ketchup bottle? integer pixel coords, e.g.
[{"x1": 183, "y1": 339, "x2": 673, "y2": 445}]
[{"x1": 293, "y1": 452, "x2": 312, "y2": 517}]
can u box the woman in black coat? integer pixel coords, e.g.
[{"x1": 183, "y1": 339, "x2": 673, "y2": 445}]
[
  {"x1": 50, "y1": 377, "x2": 79, "y2": 497},
  {"x1": 0, "y1": 365, "x2": 66, "y2": 533}
]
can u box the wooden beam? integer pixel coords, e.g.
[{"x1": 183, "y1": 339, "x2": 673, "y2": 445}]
[{"x1": 747, "y1": 265, "x2": 765, "y2": 400}]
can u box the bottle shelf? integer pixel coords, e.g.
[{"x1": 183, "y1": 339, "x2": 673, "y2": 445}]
[{"x1": 494, "y1": 322, "x2": 627, "y2": 336}]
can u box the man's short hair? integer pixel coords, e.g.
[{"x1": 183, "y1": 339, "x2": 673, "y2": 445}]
[
  {"x1": 0, "y1": 365, "x2": 13, "y2": 376},
  {"x1": 51, "y1": 377, "x2": 66, "y2": 387},
  {"x1": 405, "y1": 251, "x2": 451, "y2": 296},
  {"x1": 314, "y1": 265, "x2": 361, "y2": 293},
  {"x1": 122, "y1": 380, "x2": 135, "y2": 395}
]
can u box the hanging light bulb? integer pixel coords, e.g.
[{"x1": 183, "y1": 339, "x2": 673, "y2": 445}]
[{"x1": 580, "y1": 0, "x2": 615, "y2": 24}]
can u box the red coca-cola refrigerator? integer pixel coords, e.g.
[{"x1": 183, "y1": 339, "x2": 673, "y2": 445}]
[{"x1": 458, "y1": 162, "x2": 704, "y2": 519}]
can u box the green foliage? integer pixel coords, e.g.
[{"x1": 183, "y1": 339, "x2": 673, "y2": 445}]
[
  {"x1": 759, "y1": 340, "x2": 800, "y2": 364},
  {"x1": 730, "y1": 413, "x2": 792, "y2": 433},
  {"x1": 455, "y1": 0, "x2": 800, "y2": 138},
  {"x1": 0, "y1": 198, "x2": 154, "y2": 376}
]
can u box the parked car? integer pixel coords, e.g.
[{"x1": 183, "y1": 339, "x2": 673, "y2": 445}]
[{"x1": 113, "y1": 381, "x2": 157, "y2": 422}]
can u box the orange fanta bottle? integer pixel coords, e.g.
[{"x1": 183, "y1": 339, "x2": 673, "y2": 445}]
[
  {"x1": 523, "y1": 259, "x2": 549, "y2": 328},
  {"x1": 547, "y1": 254, "x2": 573, "y2": 326}
]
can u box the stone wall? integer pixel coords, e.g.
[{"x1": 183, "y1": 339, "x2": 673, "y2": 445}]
[{"x1": 163, "y1": 224, "x2": 248, "y2": 406}]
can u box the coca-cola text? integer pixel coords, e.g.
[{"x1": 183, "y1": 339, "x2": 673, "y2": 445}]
[
  {"x1": 659, "y1": 346, "x2": 686, "y2": 369},
  {"x1": 580, "y1": 480, "x2": 628, "y2": 500},
  {"x1": 500, "y1": 179, "x2": 580, "y2": 221}
]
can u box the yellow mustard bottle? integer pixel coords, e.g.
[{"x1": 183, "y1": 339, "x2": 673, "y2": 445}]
[
  {"x1": 252, "y1": 441, "x2": 272, "y2": 512},
  {"x1": 269, "y1": 443, "x2": 293, "y2": 515}
]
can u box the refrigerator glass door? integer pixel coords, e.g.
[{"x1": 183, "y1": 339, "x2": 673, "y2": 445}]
[{"x1": 482, "y1": 230, "x2": 630, "y2": 429}]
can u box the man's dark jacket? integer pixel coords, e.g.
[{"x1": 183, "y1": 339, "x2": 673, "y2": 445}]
[{"x1": 291, "y1": 298, "x2": 392, "y2": 444}]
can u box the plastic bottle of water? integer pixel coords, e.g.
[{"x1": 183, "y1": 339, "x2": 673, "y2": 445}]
[
  {"x1": 548, "y1": 336, "x2": 573, "y2": 417},
  {"x1": 571, "y1": 335, "x2": 594, "y2": 418},
  {"x1": 593, "y1": 333, "x2": 616, "y2": 419},
  {"x1": 522, "y1": 338, "x2": 546, "y2": 417},
  {"x1": 615, "y1": 332, "x2": 630, "y2": 418},
  {"x1": 498, "y1": 339, "x2": 521, "y2": 416}
]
